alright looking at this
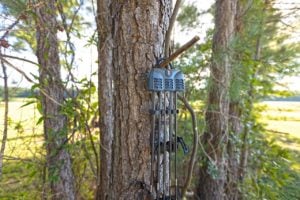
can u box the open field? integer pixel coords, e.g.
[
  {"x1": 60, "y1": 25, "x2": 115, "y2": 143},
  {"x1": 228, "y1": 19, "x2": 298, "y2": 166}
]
[
  {"x1": 0, "y1": 98, "x2": 43, "y2": 158},
  {"x1": 2, "y1": 99, "x2": 298, "y2": 157},
  {"x1": 0, "y1": 99, "x2": 300, "y2": 198},
  {"x1": 0, "y1": 99, "x2": 45, "y2": 198},
  {"x1": 260, "y1": 101, "x2": 300, "y2": 152}
]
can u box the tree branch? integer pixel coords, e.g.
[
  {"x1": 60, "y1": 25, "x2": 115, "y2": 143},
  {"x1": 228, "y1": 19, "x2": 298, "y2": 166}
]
[
  {"x1": 0, "y1": 17, "x2": 21, "y2": 40},
  {"x1": 160, "y1": 36, "x2": 200, "y2": 68},
  {"x1": 0, "y1": 57, "x2": 35, "y2": 83},
  {"x1": 165, "y1": 0, "x2": 183, "y2": 57},
  {"x1": 0, "y1": 54, "x2": 39, "y2": 66},
  {"x1": 163, "y1": 1, "x2": 200, "y2": 197},
  {"x1": 178, "y1": 94, "x2": 199, "y2": 198},
  {"x1": 0, "y1": 57, "x2": 63, "y2": 106}
]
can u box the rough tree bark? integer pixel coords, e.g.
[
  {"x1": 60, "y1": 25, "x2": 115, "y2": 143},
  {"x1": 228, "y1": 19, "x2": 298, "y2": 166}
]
[
  {"x1": 226, "y1": 102, "x2": 242, "y2": 200},
  {"x1": 96, "y1": 0, "x2": 114, "y2": 198},
  {"x1": 197, "y1": 0, "x2": 237, "y2": 199},
  {"x1": 35, "y1": 1, "x2": 75, "y2": 199},
  {"x1": 225, "y1": 1, "x2": 243, "y2": 199},
  {"x1": 97, "y1": 0, "x2": 172, "y2": 199}
]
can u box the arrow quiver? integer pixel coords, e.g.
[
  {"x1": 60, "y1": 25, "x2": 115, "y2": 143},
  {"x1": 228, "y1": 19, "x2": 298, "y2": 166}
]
[{"x1": 147, "y1": 64, "x2": 188, "y2": 200}]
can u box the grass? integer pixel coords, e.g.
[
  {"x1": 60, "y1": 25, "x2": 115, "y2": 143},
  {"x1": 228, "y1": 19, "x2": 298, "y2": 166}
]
[
  {"x1": 0, "y1": 98, "x2": 43, "y2": 158},
  {"x1": 0, "y1": 160, "x2": 43, "y2": 199},
  {"x1": 0, "y1": 98, "x2": 97, "y2": 199},
  {"x1": 260, "y1": 101, "x2": 300, "y2": 152},
  {"x1": 1, "y1": 99, "x2": 300, "y2": 198},
  {"x1": 0, "y1": 98, "x2": 45, "y2": 198}
]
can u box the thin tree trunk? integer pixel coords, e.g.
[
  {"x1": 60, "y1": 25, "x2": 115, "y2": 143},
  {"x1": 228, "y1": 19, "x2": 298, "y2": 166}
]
[
  {"x1": 197, "y1": 0, "x2": 237, "y2": 199},
  {"x1": 97, "y1": 0, "x2": 171, "y2": 199},
  {"x1": 35, "y1": 1, "x2": 75, "y2": 199},
  {"x1": 226, "y1": 102, "x2": 242, "y2": 200},
  {"x1": 238, "y1": 2, "x2": 264, "y2": 188},
  {"x1": 96, "y1": 0, "x2": 114, "y2": 199},
  {"x1": 225, "y1": 1, "x2": 243, "y2": 199},
  {"x1": 238, "y1": 35, "x2": 262, "y2": 184},
  {"x1": 0, "y1": 49, "x2": 8, "y2": 178}
]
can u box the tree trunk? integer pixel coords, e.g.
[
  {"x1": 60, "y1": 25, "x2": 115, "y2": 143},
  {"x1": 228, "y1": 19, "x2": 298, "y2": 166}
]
[
  {"x1": 225, "y1": 102, "x2": 242, "y2": 200},
  {"x1": 0, "y1": 49, "x2": 8, "y2": 178},
  {"x1": 238, "y1": 24, "x2": 263, "y2": 194},
  {"x1": 238, "y1": 4, "x2": 264, "y2": 195},
  {"x1": 197, "y1": 0, "x2": 237, "y2": 199},
  {"x1": 96, "y1": 0, "x2": 114, "y2": 198},
  {"x1": 97, "y1": 0, "x2": 171, "y2": 199},
  {"x1": 225, "y1": 1, "x2": 243, "y2": 199},
  {"x1": 35, "y1": 1, "x2": 75, "y2": 199}
]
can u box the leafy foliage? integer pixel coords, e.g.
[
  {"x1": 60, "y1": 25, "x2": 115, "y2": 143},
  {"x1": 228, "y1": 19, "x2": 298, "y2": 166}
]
[
  {"x1": 177, "y1": 4, "x2": 201, "y2": 31},
  {"x1": 242, "y1": 115, "x2": 299, "y2": 199}
]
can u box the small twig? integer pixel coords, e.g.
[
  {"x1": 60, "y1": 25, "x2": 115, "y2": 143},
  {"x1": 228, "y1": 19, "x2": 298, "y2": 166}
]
[
  {"x1": 84, "y1": 122, "x2": 99, "y2": 177},
  {"x1": 0, "y1": 17, "x2": 21, "y2": 40},
  {"x1": 279, "y1": 19, "x2": 296, "y2": 29},
  {"x1": 0, "y1": 48, "x2": 8, "y2": 178},
  {"x1": 0, "y1": 1, "x2": 48, "y2": 41},
  {"x1": 0, "y1": 54, "x2": 39, "y2": 66},
  {"x1": 81, "y1": 139, "x2": 97, "y2": 177},
  {"x1": 3, "y1": 155, "x2": 43, "y2": 165},
  {"x1": 160, "y1": 36, "x2": 200, "y2": 68},
  {"x1": 0, "y1": 57, "x2": 36, "y2": 83},
  {"x1": 265, "y1": 129, "x2": 289, "y2": 135},
  {"x1": 0, "y1": 57, "x2": 63, "y2": 106}
]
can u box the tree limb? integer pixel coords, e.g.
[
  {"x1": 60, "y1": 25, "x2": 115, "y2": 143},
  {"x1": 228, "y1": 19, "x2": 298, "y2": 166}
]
[
  {"x1": 165, "y1": 0, "x2": 183, "y2": 57},
  {"x1": 163, "y1": 1, "x2": 200, "y2": 197},
  {"x1": 160, "y1": 36, "x2": 200, "y2": 68},
  {"x1": 178, "y1": 94, "x2": 199, "y2": 198},
  {"x1": 0, "y1": 17, "x2": 21, "y2": 40},
  {"x1": 0, "y1": 57, "x2": 63, "y2": 106},
  {"x1": 0, "y1": 56, "x2": 36, "y2": 83},
  {"x1": 0, "y1": 54, "x2": 39, "y2": 66}
]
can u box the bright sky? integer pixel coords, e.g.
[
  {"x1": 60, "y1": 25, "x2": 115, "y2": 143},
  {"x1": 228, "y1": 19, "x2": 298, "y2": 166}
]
[
  {"x1": 0, "y1": 3, "x2": 98, "y2": 88},
  {"x1": 274, "y1": 0, "x2": 300, "y2": 91},
  {"x1": 0, "y1": 0, "x2": 299, "y2": 92}
]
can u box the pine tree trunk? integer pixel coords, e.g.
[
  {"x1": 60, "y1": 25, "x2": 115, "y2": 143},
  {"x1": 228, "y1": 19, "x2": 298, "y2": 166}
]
[
  {"x1": 35, "y1": 1, "x2": 75, "y2": 199},
  {"x1": 225, "y1": 102, "x2": 241, "y2": 200},
  {"x1": 225, "y1": 2, "x2": 243, "y2": 199},
  {"x1": 239, "y1": 24, "x2": 263, "y2": 195},
  {"x1": 97, "y1": 1, "x2": 171, "y2": 199},
  {"x1": 197, "y1": 0, "x2": 237, "y2": 199},
  {"x1": 96, "y1": 0, "x2": 114, "y2": 198}
]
